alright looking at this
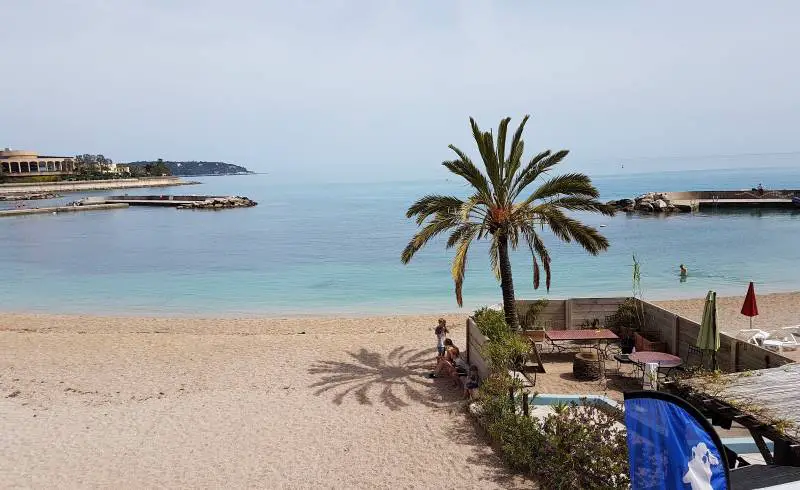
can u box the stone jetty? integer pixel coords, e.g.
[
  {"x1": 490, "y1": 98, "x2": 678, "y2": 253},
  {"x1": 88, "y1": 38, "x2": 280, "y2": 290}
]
[
  {"x1": 607, "y1": 192, "x2": 694, "y2": 214},
  {"x1": 176, "y1": 196, "x2": 257, "y2": 209},
  {"x1": 0, "y1": 192, "x2": 60, "y2": 201}
]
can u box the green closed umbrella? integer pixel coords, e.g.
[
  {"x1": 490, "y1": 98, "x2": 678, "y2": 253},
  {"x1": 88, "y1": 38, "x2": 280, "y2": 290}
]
[{"x1": 696, "y1": 290, "x2": 719, "y2": 369}]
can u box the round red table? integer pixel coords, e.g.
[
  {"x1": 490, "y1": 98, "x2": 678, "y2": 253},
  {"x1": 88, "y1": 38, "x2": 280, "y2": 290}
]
[
  {"x1": 629, "y1": 351, "x2": 682, "y2": 368},
  {"x1": 629, "y1": 352, "x2": 683, "y2": 387}
]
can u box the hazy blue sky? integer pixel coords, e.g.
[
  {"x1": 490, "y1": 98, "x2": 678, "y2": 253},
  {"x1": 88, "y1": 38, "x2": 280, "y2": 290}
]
[{"x1": 2, "y1": 1, "x2": 798, "y2": 181}]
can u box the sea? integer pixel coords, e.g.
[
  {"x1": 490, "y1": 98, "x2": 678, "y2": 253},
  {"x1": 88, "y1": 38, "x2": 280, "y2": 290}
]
[{"x1": 1, "y1": 166, "x2": 799, "y2": 316}]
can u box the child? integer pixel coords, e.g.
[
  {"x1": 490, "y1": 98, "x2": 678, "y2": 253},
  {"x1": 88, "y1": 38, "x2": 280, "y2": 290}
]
[
  {"x1": 434, "y1": 318, "x2": 449, "y2": 357},
  {"x1": 464, "y1": 365, "x2": 480, "y2": 399}
]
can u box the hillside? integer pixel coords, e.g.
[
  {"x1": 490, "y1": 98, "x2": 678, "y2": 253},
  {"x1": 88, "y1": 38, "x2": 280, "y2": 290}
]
[{"x1": 127, "y1": 161, "x2": 253, "y2": 176}]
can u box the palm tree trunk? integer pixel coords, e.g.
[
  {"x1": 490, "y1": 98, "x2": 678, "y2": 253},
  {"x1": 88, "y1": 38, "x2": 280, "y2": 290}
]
[{"x1": 497, "y1": 234, "x2": 519, "y2": 329}]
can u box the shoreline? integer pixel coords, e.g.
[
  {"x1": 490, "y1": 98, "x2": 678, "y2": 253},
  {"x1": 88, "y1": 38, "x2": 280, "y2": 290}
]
[
  {"x1": 1, "y1": 290, "x2": 796, "y2": 321},
  {"x1": 0, "y1": 177, "x2": 199, "y2": 196}
]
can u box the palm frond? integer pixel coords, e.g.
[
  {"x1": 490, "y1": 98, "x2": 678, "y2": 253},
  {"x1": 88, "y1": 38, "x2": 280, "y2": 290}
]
[
  {"x1": 506, "y1": 115, "x2": 530, "y2": 169},
  {"x1": 452, "y1": 226, "x2": 480, "y2": 306},
  {"x1": 405, "y1": 194, "x2": 464, "y2": 225},
  {"x1": 459, "y1": 193, "x2": 489, "y2": 222},
  {"x1": 549, "y1": 196, "x2": 616, "y2": 216},
  {"x1": 401, "y1": 212, "x2": 460, "y2": 264},
  {"x1": 540, "y1": 208, "x2": 610, "y2": 256},
  {"x1": 443, "y1": 147, "x2": 492, "y2": 199},
  {"x1": 522, "y1": 225, "x2": 552, "y2": 291},
  {"x1": 469, "y1": 118, "x2": 501, "y2": 193},
  {"x1": 489, "y1": 236, "x2": 501, "y2": 281},
  {"x1": 518, "y1": 172, "x2": 600, "y2": 209},
  {"x1": 496, "y1": 117, "x2": 511, "y2": 178},
  {"x1": 446, "y1": 223, "x2": 479, "y2": 249},
  {"x1": 511, "y1": 150, "x2": 551, "y2": 198}
]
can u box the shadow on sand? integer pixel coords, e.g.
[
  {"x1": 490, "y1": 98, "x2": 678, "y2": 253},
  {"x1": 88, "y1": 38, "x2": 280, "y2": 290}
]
[
  {"x1": 309, "y1": 346, "x2": 536, "y2": 487},
  {"x1": 308, "y1": 346, "x2": 465, "y2": 410}
]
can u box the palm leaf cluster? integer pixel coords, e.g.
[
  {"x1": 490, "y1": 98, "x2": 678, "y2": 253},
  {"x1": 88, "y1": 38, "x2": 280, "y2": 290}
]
[{"x1": 401, "y1": 115, "x2": 614, "y2": 309}]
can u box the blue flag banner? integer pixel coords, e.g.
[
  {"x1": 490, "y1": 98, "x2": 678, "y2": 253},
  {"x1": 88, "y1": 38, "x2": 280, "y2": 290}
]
[{"x1": 625, "y1": 391, "x2": 729, "y2": 490}]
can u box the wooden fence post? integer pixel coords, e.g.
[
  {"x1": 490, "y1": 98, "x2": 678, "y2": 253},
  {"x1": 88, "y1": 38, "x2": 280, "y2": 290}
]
[
  {"x1": 565, "y1": 299, "x2": 573, "y2": 330},
  {"x1": 731, "y1": 341, "x2": 738, "y2": 372},
  {"x1": 466, "y1": 318, "x2": 471, "y2": 363},
  {"x1": 672, "y1": 315, "x2": 679, "y2": 356}
]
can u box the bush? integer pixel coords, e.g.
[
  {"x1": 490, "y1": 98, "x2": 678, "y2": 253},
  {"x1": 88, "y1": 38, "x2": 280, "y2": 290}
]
[
  {"x1": 520, "y1": 298, "x2": 549, "y2": 329},
  {"x1": 605, "y1": 298, "x2": 643, "y2": 334},
  {"x1": 473, "y1": 306, "x2": 630, "y2": 489},
  {"x1": 473, "y1": 307, "x2": 507, "y2": 339},
  {"x1": 473, "y1": 307, "x2": 529, "y2": 372}
]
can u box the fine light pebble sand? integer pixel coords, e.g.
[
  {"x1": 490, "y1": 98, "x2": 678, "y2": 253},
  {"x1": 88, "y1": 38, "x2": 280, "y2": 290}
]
[
  {"x1": 1, "y1": 292, "x2": 796, "y2": 488},
  {"x1": 0, "y1": 313, "x2": 532, "y2": 489}
]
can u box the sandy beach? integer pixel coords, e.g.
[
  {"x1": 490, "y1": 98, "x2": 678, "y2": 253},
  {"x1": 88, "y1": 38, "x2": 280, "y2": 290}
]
[
  {"x1": 655, "y1": 291, "x2": 800, "y2": 334},
  {"x1": 0, "y1": 312, "x2": 532, "y2": 489},
  {"x1": 2, "y1": 292, "x2": 798, "y2": 488}
]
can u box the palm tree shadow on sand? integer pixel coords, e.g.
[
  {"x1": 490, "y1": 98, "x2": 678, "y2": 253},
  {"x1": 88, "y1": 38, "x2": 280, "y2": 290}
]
[{"x1": 308, "y1": 346, "x2": 461, "y2": 410}]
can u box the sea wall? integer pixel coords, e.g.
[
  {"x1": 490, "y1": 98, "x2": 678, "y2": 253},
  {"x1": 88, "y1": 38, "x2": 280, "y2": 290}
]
[
  {"x1": 0, "y1": 203, "x2": 129, "y2": 217},
  {"x1": 0, "y1": 177, "x2": 197, "y2": 195},
  {"x1": 662, "y1": 189, "x2": 800, "y2": 201}
]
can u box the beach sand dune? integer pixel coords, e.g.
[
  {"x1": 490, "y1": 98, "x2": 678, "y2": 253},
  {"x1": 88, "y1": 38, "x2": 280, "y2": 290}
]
[{"x1": 0, "y1": 313, "x2": 531, "y2": 489}]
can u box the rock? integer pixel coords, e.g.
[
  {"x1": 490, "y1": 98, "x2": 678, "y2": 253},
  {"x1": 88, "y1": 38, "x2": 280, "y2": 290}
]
[
  {"x1": 636, "y1": 192, "x2": 655, "y2": 202},
  {"x1": 619, "y1": 198, "x2": 634, "y2": 207},
  {"x1": 653, "y1": 199, "x2": 668, "y2": 211},
  {"x1": 674, "y1": 204, "x2": 693, "y2": 213},
  {"x1": 623, "y1": 205, "x2": 635, "y2": 213},
  {"x1": 636, "y1": 202, "x2": 653, "y2": 212},
  {"x1": 606, "y1": 200, "x2": 619, "y2": 207}
]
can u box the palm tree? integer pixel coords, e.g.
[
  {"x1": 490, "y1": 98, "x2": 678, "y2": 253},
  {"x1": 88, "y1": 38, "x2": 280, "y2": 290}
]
[{"x1": 401, "y1": 116, "x2": 614, "y2": 329}]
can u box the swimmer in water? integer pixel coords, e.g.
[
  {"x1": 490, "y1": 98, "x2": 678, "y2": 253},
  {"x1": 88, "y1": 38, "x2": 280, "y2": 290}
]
[{"x1": 680, "y1": 264, "x2": 688, "y2": 277}]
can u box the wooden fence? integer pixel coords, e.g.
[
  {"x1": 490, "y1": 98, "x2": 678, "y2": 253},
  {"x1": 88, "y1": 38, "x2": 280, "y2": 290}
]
[
  {"x1": 466, "y1": 297, "x2": 793, "y2": 377},
  {"x1": 637, "y1": 300, "x2": 793, "y2": 372}
]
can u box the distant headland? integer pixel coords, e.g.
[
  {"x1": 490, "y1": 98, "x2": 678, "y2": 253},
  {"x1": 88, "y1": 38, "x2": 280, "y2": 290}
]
[{"x1": 127, "y1": 160, "x2": 253, "y2": 177}]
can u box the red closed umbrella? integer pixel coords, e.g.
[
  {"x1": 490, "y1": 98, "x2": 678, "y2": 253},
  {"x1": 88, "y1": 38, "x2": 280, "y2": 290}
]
[{"x1": 741, "y1": 282, "x2": 759, "y2": 328}]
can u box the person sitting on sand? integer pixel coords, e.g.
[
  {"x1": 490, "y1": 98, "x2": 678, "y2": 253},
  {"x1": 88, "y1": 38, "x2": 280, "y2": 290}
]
[
  {"x1": 431, "y1": 339, "x2": 468, "y2": 384},
  {"x1": 464, "y1": 365, "x2": 480, "y2": 399},
  {"x1": 434, "y1": 318, "x2": 449, "y2": 358}
]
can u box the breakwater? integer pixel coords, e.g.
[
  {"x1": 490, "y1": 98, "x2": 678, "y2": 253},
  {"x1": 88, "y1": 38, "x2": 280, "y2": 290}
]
[
  {"x1": 608, "y1": 189, "x2": 800, "y2": 213},
  {"x1": 0, "y1": 203, "x2": 128, "y2": 217},
  {"x1": 100, "y1": 195, "x2": 257, "y2": 209},
  {"x1": 0, "y1": 177, "x2": 199, "y2": 196}
]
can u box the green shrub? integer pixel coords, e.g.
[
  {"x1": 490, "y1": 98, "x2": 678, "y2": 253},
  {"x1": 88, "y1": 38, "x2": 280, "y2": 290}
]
[
  {"x1": 478, "y1": 383, "x2": 630, "y2": 489},
  {"x1": 473, "y1": 307, "x2": 507, "y2": 339},
  {"x1": 520, "y1": 298, "x2": 549, "y2": 329},
  {"x1": 605, "y1": 297, "x2": 643, "y2": 333},
  {"x1": 473, "y1": 304, "x2": 630, "y2": 489},
  {"x1": 473, "y1": 307, "x2": 529, "y2": 372}
]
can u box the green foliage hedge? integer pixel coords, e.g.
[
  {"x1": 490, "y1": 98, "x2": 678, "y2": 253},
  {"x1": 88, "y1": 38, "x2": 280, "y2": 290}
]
[{"x1": 471, "y1": 307, "x2": 631, "y2": 489}]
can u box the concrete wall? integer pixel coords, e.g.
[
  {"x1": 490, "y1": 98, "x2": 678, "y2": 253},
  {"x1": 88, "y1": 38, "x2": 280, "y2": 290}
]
[
  {"x1": 637, "y1": 300, "x2": 793, "y2": 372},
  {"x1": 515, "y1": 297, "x2": 627, "y2": 330},
  {"x1": 466, "y1": 317, "x2": 490, "y2": 380},
  {"x1": 471, "y1": 297, "x2": 793, "y2": 376},
  {"x1": 663, "y1": 189, "x2": 800, "y2": 201},
  {"x1": 0, "y1": 177, "x2": 194, "y2": 194}
]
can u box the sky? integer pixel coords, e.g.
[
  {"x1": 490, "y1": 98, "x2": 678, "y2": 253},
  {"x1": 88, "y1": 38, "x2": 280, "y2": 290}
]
[{"x1": 2, "y1": 1, "x2": 799, "y2": 182}]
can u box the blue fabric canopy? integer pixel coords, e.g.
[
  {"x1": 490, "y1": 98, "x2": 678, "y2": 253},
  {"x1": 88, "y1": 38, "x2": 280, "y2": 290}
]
[{"x1": 625, "y1": 391, "x2": 729, "y2": 489}]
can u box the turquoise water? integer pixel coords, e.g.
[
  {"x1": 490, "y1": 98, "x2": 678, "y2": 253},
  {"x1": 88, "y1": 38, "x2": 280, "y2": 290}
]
[{"x1": 1, "y1": 167, "x2": 799, "y2": 316}]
